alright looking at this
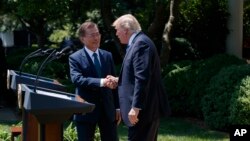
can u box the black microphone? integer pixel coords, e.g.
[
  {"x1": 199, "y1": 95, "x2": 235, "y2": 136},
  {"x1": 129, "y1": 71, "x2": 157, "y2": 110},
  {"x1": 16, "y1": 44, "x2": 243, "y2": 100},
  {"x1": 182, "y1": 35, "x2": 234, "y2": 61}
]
[
  {"x1": 55, "y1": 46, "x2": 74, "y2": 58},
  {"x1": 54, "y1": 38, "x2": 75, "y2": 58},
  {"x1": 41, "y1": 48, "x2": 55, "y2": 55}
]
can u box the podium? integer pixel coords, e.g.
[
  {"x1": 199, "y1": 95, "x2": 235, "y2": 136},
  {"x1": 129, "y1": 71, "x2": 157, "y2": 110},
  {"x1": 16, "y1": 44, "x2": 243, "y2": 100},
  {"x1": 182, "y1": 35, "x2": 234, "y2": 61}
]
[
  {"x1": 7, "y1": 69, "x2": 95, "y2": 141},
  {"x1": 21, "y1": 84, "x2": 95, "y2": 141},
  {"x1": 7, "y1": 69, "x2": 65, "y2": 91}
]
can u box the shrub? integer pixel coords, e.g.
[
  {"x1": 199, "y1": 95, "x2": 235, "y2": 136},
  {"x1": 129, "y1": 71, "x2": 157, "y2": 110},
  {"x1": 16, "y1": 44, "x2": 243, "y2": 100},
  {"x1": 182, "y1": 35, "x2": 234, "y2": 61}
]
[
  {"x1": 230, "y1": 76, "x2": 250, "y2": 125},
  {"x1": 189, "y1": 54, "x2": 246, "y2": 118},
  {"x1": 163, "y1": 54, "x2": 246, "y2": 118},
  {"x1": 163, "y1": 60, "x2": 197, "y2": 117},
  {"x1": 63, "y1": 122, "x2": 101, "y2": 141},
  {"x1": 0, "y1": 130, "x2": 10, "y2": 141},
  {"x1": 64, "y1": 122, "x2": 77, "y2": 141},
  {"x1": 202, "y1": 64, "x2": 250, "y2": 130}
]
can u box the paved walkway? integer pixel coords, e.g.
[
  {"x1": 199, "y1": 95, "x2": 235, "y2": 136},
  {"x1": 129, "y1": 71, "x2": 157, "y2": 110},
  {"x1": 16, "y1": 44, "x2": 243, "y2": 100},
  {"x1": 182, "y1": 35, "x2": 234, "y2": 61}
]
[{"x1": 0, "y1": 106, "x2": 21, "y2": 122}]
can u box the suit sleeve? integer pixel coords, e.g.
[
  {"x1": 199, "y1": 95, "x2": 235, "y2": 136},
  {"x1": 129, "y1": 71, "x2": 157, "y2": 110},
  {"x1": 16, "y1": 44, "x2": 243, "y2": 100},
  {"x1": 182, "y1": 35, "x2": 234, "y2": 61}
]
[
  {"x1": 109, "y1": 53, "x2": 120, "y2": 109},
  {"x1": 69, "y1": 54, "x2": 100, "y2": 88},
  {"x1": 132, "y1": 42, "x2": 151, "y2": 109}
]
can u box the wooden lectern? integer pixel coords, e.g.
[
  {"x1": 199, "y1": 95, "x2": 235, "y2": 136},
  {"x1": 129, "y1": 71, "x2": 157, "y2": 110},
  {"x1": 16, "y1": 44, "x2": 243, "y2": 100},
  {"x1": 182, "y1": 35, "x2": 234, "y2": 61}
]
[
  {"x1": 7, "y1": 69, "x2": 94, "y2": 141},
  {"x1": 21, "y1": 84, "x2": 95, "y2": 141}
]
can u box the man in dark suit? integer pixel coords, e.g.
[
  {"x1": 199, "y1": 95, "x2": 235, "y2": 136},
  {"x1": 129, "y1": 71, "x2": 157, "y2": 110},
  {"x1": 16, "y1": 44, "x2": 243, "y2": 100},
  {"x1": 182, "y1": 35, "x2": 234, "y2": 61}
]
[
  {"x1": 69, "y1": 21, "x2": 120, "y2": 141},
  {"x1": 111, "y1": 14, "x2": 171, "y2": 141}
]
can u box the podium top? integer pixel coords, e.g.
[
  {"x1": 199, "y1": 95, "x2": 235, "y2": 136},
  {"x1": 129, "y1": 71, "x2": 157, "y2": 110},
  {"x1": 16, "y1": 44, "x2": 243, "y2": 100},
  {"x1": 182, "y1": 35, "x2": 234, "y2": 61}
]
[
  {"x1": 7, "y1": 69, "x2": 65, "y2": 91},
  {"x1": 21, "y1": 84, "x2": 95, "y2": 123}
]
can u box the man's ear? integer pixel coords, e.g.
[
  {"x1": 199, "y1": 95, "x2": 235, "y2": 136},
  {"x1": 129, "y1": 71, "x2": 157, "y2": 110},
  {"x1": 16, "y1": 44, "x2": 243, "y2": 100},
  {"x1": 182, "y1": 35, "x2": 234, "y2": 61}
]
[{"x1": 79, "y1": 36, "x2": 85, "y2": 43}]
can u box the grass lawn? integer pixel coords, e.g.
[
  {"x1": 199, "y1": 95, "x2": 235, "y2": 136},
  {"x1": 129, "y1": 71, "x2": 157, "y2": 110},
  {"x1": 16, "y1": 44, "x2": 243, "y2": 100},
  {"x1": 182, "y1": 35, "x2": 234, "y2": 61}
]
[
  {"x1": 0, "y1": 117, "x2": 229, "y2": 141},
  {"x1": 118, "y1": 117, "x2": 229, "y2": 141}
]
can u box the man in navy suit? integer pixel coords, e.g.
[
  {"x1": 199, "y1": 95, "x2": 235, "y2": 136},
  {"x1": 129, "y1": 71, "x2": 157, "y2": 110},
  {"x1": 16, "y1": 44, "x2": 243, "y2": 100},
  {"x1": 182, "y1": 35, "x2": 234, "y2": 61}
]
[
  {"x1": 69, "y1": 21, "x2": 120, "y2": 141},
  {"x1": 110, "y1": 14, "x2": 171, "y2": 141}
]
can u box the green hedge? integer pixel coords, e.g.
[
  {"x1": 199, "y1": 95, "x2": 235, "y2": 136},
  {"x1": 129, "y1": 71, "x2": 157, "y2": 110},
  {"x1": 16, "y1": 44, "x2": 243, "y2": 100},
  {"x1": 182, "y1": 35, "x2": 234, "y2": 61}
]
[
  {"x1": 163, "y1": 54, "x2": 246, "y2": 118},
  {"x1": 230, "y1": 76, "x2": 250, "y2": 125},
  {"x1": 202, "y1": 64, "x2": 250, "y2": 130}
]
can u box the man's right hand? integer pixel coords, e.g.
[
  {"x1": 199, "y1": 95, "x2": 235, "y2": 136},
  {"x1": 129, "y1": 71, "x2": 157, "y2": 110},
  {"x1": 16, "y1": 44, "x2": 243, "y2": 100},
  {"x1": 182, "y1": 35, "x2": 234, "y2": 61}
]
[{"x1": 104, "y1": 75, "x2": 118, "y2": 89}]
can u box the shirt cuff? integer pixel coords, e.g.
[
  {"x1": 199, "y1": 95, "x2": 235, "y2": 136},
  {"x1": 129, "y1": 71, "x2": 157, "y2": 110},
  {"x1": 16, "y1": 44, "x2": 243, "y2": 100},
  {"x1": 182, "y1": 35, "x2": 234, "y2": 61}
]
[{"x1": 100, "y1": 78, "x2": 104, "y2": 87}]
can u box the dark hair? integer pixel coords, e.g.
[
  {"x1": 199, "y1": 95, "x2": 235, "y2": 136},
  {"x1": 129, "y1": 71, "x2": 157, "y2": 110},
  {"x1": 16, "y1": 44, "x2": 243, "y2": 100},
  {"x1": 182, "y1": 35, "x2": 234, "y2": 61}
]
[{"x1": 78, "y1": 21, "x2": 98, "y2": 37}]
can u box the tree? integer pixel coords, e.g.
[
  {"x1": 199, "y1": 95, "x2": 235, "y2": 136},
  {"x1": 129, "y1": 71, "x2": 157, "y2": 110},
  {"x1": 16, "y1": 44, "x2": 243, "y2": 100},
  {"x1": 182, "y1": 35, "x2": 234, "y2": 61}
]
[
  {"x1": 2, "y1": 0, "x2": 72, "y2": 49},
  {"x1": 161, "y1": 0, "x2": 180, "y2": 66}
]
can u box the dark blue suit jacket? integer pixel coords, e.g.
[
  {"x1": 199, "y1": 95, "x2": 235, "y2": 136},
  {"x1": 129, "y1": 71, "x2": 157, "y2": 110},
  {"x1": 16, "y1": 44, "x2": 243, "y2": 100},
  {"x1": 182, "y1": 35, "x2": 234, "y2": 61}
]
[
  {"x1": 118, "y1": 32, "x2": 171, "y2": 127},
  {"x1": 69, "y1": 48, "x2": 119, "y2": 123}
]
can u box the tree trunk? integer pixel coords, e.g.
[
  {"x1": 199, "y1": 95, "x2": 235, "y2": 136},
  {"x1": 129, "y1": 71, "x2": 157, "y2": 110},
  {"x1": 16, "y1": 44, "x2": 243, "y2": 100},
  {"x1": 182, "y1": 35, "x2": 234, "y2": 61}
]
[
  {"x1": 161, "y1": 0, "x2": 179, "y2": 67},
  {"x1": 36, "y1": 31, "x2": 46, "y2": 49},
  {"x1": 147, "y1": 1, "x2": 168, "y2": 55}
]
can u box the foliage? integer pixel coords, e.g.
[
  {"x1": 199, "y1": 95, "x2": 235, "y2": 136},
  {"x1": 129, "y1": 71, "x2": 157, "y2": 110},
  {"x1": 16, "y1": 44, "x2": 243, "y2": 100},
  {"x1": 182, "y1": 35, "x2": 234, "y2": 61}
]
[
  {"x1": 163, "y1": 54, "x2": 246, "y2": 118},
  {"x1": 244, "y1": 0, "x2": 250, "y2": 37},
  {"x1": 64, "y1": 122, "x2": 78, "y2": 141},
  {"x1": 169, "y1": 37, "x2": 200, "y2": 62},
  {"x1": 0, "y1": 14, "x2": 21, "y2": 32},
  {"x1": 230, "y1": 76, "x2": 250, "y2": 125},
  {"x1": 0, "y1": 130, "x2": 10, "y2": 141},
  {"x1": 188, "y1": 54, "x2": 246, "y2": 118},
  {"x1": 0, "y1": 121, "x2": 22, "y2": 141},
  {"x1": 49, "y1": 24, "x2": 76, "y2": 44},
  {"x1": 175, "y1": 0, "x2": 229, "y2": 58},
  {"x1": 163, "y1": 60, "x2": 196, "y2": 116},
  {"x1": 6, "y1": 0, "x2": 71, "y2": 20},
  {"x1": 0, "y1": 0, "x2": 238, "y2": 60},
  {"x1": 202, "y1": 64, "x2": 250, "y2": 130},
  {"x1": 63, "y1": 122, "x2": 100, "y2": 141}
]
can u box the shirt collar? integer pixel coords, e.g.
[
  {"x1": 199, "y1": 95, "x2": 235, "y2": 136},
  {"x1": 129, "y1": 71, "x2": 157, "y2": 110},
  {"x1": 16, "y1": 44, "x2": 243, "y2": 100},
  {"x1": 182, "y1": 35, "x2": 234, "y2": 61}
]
[
  {"x1": 128, "y1": 32, "x2": 139, "y2": 46},
  {"x1": 84, "y1": 46, "x2": 99, "y2": 57}
]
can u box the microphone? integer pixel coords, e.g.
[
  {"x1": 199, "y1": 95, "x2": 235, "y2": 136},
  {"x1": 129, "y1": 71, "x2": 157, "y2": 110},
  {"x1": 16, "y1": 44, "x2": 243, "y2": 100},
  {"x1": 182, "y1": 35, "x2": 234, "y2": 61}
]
[
  {"x1": 19, "y1": 48, "x2": 55, "y2": 76},
  {"x1": 55, "y1": 46, "x2": 73, "y2": 57},
  {"x1": 54, "y1": 39, "x2": 75, "y2": 58},
  {"x1": 41, "y1": 48, "x2": 55, "y2": 55}
]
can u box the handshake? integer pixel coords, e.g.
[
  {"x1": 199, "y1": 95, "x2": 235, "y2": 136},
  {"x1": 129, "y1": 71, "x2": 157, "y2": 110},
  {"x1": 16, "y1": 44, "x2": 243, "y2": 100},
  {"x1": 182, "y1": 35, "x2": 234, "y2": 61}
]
[{"x1": 103, "y1": 75, "x2": 119, "y2": 89}]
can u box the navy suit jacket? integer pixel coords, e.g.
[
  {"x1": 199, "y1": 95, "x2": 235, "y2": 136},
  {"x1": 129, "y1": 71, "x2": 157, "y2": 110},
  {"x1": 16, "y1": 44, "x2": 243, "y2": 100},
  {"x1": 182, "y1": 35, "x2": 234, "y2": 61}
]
[
  {"x1": 118, "y1": 32, "x2": 171, "y2": 126},
  {"x1": 69, "y1": 48, "x2": 119, "y2": 123}
]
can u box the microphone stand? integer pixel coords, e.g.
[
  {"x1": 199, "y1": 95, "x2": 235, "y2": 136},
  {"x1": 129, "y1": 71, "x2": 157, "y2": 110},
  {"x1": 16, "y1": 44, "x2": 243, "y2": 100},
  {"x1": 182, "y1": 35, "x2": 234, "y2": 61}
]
[
  {"x1": 33, "y1": 45, "x2": 74, "y2": 93},
  {"x1": 32, "y1": 48, "x2": 72, "y2": 141},
  {"x1": 33, "y1": 49, "x2": 58, "y2": 93},
  {"x1": 18, "y1": 48, "x2": 55, "y2": 77},
  {"x1": 18, "y1": 49, "x2": 43, "y2": 76}
]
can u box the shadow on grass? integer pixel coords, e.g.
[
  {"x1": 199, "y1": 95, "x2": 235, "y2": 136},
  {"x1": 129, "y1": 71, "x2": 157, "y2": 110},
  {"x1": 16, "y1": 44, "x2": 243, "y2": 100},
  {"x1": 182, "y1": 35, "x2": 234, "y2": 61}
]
[
  {"x1": 1, "y1": 117, "x2": 229, "y2": 141},
  {"x1": 118, "y1": 117, "x2": 229, "y2": 141}
]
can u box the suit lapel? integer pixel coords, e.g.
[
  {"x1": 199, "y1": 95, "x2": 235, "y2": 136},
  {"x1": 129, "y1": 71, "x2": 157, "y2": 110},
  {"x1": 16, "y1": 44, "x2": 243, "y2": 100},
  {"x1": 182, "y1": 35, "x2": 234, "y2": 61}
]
[
  {"x1": 81, "y1": 48, "x2": 90, "y2": 66},
  {"x1": 119, "y1": 32, "x2": 142, "y2": 78}
]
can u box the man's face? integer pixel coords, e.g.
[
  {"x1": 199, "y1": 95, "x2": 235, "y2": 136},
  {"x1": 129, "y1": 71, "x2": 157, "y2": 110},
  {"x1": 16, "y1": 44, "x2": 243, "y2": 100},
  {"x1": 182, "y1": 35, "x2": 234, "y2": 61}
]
[
  {"x1": 115, "y1": 26, "x2": 129, "y2": 44},
  {"x1": 80, "y1": 26, "x2": 101, "y2": 51}
]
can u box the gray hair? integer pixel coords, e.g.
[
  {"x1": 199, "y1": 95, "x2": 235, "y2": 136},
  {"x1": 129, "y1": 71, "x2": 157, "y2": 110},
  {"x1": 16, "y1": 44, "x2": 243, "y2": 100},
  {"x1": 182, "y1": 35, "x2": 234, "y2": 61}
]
[{"x1": 112, "y1": 14, "x2": 141, "y2": 33}]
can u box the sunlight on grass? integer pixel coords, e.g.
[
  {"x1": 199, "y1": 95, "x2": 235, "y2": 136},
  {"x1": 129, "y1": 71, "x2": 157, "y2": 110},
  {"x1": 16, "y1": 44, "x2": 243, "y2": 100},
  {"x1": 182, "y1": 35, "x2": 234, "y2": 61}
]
[
  {"x1": 1, "y1": 117, "x2": 229, "y2": 141},
  {"x1": 118, "y1": 117, "x2": 229, "y2": 141}
]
